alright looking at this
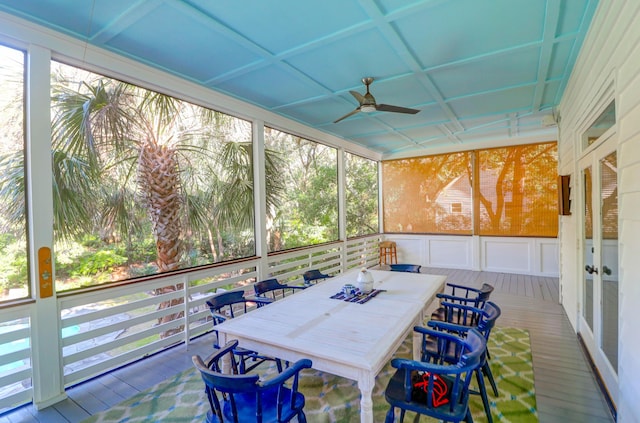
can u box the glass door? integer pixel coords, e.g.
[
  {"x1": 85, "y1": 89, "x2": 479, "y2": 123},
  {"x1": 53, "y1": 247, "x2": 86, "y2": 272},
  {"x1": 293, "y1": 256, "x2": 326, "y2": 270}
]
[
  {"x1": 599, "y1": 151, "x2": 618, "y2": 372},
  {"x1": 578, "y1": 132, "x2": 618, "y2": 405},
  {"x1": 581, "y1": 165, "x2": 594, "y2": 332}
]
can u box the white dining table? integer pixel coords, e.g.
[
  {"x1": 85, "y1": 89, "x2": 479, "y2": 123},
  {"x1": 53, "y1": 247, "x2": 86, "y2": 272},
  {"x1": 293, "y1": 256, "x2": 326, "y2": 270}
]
[{"x1": 215, "y1": 269, "x2": 446, "y2": 423}]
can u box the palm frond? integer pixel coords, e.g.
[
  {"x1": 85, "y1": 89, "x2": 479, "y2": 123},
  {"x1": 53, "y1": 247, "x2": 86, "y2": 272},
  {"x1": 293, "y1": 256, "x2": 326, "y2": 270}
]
[{"x1": 0, "y1": 150, "x2": 26, "y2": 236}]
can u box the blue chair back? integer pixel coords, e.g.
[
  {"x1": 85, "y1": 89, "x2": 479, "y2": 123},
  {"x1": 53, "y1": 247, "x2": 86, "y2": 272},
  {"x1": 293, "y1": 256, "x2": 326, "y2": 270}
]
[
  {"x1": 206, "y1": 291, "x2": 248, "y2": 319},
  {"x1": 205, "y1": 291, "x2": 279, "y2": 373},
  {"x1": 474, "y1": 283, "x2": 494, "y2": 306},
  {"x1": 389, "y1": 264, "x2": 421, "y2": 273},
  {"x1": 254, "y1": 279, "x2": 282, "y2": 297},
  {"x1": 193, "y1": 340, "x2": 312, "y2": 423},
  {"x1": 302, "y1": 269, "x2": 330, "y2": 285},
  {"x1": 384, "y1": 329, "x2": 486, "y2": 423},
  {"x1": 254, "y1": 278, "x2": 305, "y2": 300},
  {"x1": 476, "y1": 301, "x2": 501, "y2": 338}
]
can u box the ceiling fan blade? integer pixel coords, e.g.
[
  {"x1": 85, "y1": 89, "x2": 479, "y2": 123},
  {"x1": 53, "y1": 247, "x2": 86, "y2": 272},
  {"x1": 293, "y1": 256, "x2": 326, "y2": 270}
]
[
  {"x1": 333, "y1": 108, "x2": 361, "y2": 123},
  {"x1": 349, "y1": 90, "x2": 366, "y2": 104},
  {"x1": 376, "y1": 104, "x2": 420, "y2": 114}
]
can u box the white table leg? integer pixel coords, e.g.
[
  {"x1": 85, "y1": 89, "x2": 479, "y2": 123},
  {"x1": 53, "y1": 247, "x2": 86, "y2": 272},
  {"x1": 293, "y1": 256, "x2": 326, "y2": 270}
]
[
  {"x1": 412, "y1": 309, "x2": 425, "y2": 360},
  {"x1": 217, "y1": 332, "x2": 232, "y2": 374},
  {"x1": 358, "y1": 372, "x2": 375, "y2": 423},
  {"x1": 412, "y1": 328, "x2": 422, "y2": 360}
]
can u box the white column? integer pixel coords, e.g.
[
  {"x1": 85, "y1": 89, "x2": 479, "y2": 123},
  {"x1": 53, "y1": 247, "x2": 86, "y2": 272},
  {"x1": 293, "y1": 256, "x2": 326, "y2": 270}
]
[
  {"x1": 26, "y1": 44, "x2": 66, "y2": 408},
  {"x1": 337, "y1": 149, "x2": 347, "y2": 270},
  {"x1": 253, "y1": 120, "x2": 269, "y2": 280},
  {"x1": 377, "y1": 161, "x2": 384, "y2": 234}
]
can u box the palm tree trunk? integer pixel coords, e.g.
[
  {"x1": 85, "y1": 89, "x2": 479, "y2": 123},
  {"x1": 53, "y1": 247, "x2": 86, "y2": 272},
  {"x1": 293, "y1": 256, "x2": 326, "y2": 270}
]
[{"x1": 138, "y1": 141, "x2": 185, "y2": 338}]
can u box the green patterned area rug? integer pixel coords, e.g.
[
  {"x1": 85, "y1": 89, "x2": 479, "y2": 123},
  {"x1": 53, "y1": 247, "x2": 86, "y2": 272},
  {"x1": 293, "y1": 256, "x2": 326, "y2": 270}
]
[{"x1": 82, "y1": 327, "x2": 537, "y2": 423}]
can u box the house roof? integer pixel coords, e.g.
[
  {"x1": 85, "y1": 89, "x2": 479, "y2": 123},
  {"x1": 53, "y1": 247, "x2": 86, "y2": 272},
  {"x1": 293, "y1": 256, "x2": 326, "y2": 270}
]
[{"x1": 0, "y1": 0, "x2": 598, "y2": 158}]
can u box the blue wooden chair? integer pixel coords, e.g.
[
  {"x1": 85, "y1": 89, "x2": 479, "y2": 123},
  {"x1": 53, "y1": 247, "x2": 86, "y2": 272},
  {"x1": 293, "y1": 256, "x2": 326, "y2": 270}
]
[
  {"x1": 423, "y1": 301, "x2": 502, "y2": 423},
  {"x1": 389, "y1": 264, "x2": 421, "y2": 273},
  {"x1": 431, "y1": 282, "x2": 494, "y2": 324},
  {"x1": 193, "y1": 339, "x2": 312, "y2": 423},
  {"x1": 254, "y1": 278, "x2": 306, "y2": 300},
  {"x1": 384, "y1": 328, "x2": 486, "y2": 423},
  {"x1": 206, "y1": 291, "x2": 281, "y2": 373},
  {"x1": 302, "y1": 269, "x2": 331, "y2": 285}
]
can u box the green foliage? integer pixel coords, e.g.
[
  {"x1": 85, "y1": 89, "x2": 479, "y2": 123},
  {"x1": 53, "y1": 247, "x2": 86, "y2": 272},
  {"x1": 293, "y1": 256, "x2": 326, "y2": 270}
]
[
  {"x1": 73, "y1": 250, "x2": 128, "y2": 276},
  {"x1": 265, "y1": 130, "x2": 341, "y2": 251},
  {"x1": 115, "y1": 238, "x2": 156, "y2": 264},
  {"x1": 0, "y1": 58, "x2": 378, "y2": 296},
  {"x1": 0, "y1": 235, "x2": 28, "y2": 291},
  {"x1": 345, "y1": 153, "x2": 379, "y2": 237},
  {"x1": 128, "y1": 263, "x2": 159, "y2": 278}
]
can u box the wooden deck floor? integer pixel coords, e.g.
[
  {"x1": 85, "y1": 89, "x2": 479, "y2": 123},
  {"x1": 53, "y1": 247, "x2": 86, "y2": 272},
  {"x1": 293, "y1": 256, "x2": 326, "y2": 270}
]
[{"x1": 1, "y1": 268, "x2": 615, "y2": 422}]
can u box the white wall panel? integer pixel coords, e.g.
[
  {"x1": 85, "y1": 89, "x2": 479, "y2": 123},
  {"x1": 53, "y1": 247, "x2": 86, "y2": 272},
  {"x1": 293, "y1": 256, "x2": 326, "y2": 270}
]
[
  {"x1": 393, "y1": 237, "x2": 424, "y2": 265},
  {"x1": 428, "y1": 238, "x2": 471, "y2": 268},
  {"x1": 482, "y1": 238, "x2": 531, "y2": 273},
  {"x1": 539, "y1": 239, "x2": 560, "y2": 276}
]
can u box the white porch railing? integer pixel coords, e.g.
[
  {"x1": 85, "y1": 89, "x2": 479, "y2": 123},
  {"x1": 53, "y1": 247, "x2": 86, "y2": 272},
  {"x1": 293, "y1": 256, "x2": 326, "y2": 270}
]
[
  {"x1": 0, "y1": 304, "x2": 33, "y2": 411},
  {"x1": 0, "y1": 234, "x2": 382, "y2": 412}
]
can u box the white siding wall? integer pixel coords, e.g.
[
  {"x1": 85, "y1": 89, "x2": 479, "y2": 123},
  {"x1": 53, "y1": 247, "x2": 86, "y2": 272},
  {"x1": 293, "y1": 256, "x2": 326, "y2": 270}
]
[{"x1": 558, "y1": 1, "x2": 640, "y2": 421}]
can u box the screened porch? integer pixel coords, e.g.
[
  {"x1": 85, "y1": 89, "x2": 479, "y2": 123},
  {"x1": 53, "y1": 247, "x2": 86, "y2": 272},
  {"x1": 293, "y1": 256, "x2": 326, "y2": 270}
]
[{"x1": 0, "y1": 0, "x2": 636, "y2": 422}]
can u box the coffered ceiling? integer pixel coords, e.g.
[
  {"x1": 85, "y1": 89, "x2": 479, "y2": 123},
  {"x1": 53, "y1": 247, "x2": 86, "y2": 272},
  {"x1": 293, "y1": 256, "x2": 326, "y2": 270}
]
[{"x1": 0, "y1": 0, "x2": 598, "y2": 157}]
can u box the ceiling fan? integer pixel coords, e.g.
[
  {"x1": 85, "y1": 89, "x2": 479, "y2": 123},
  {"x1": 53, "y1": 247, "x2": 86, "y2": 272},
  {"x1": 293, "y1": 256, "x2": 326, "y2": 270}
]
[{"x1": 333, "y1": 77, "x2": 420, "y2": 123}]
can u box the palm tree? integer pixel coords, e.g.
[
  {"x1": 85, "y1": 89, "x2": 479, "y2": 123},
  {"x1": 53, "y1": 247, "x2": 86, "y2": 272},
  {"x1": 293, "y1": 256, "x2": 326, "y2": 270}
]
[{"x1": 41, "y1": 66, "x2": 285, "y2": 337}]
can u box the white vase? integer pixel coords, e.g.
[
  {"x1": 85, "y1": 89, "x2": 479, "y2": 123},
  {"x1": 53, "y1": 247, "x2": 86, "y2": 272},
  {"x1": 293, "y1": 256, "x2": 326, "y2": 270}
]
[{"x1": 356, "y1": 268, "x2": 374, "y2": 294}]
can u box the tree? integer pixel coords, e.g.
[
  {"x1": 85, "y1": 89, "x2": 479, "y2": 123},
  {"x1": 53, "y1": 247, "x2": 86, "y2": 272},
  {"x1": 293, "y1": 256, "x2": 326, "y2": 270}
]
[
  {"x1": 477, "y1": 143, "x2": 557, "y2": 236},
  {"x1": 345, "y1": 153, "x2": 378, "y2": 237},
  {"x1": 382, "y1": 152, "x2": 471, "y2": 233},
  {"x1": 264, "y1": 129, "x2": 338, "y2": 251},
  {"x1": 0, "y1": 63, "x2": 285, "y2": 334},
  {"x1": 0, "y1": 47, "x2": 27, "y2": 299}
]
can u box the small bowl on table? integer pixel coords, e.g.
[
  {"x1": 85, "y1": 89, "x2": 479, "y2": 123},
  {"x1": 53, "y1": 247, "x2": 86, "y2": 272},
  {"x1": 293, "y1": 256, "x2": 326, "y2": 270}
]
[{"x1": 342, "y1": 284, "x2": 357, "y2": 296}]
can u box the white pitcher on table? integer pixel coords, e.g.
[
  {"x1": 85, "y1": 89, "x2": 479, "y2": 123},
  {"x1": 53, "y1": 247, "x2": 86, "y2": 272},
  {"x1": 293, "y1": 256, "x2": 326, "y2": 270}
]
[{"x1": 356, "y1": 268, "x2": 374, "y2": 294}]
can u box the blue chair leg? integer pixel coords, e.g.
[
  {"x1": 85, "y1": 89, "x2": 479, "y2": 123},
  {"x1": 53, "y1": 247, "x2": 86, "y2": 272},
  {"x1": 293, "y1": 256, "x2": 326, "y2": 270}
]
[
  {"x1": 475, "y1": 368, "x2": 493, "y2": 423},
  {"x1": 385, "y1": 407, "x2": 395, "y2": 423},
  {"x1": 464, "y1": 407, "x2": 474, "y2": 422},
  {"x1": 483, "y1": 362, "x2": 499, "y2": 396}
]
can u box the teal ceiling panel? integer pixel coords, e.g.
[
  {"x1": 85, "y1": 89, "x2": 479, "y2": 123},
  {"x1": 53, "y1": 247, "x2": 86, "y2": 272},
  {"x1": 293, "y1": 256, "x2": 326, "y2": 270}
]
[
  {"x1": 398, "y1": 124, "x2": 448, "y2": 141},
  {"x1": 105, "y1": 4, "x2": 261, "y2": 81},
  {"x1": 0, "y1": 0, "x2": 134, "y2": 38},
  {"x1": 430, "y1": 47, "x2": 539, "y2": 99},
  {"x1": 184, "y1": 0, "x2": 369, "y2": 55},
  {"x1": 277, "y1": 98, "x2": 349, "y2": 126},
  {"x1": 541, "y1": 80, "x2": 563, "y2": 108},
  {"x1": 547, "y1": 39, "x2": 574, "y2": 80},
  {"x1": 285, "y1": 28, "x2": 413, "y2": 92},
  {"x1": 448, "y1": 85, "x2": 535, "y2": 117},
  {"x1": 216, "y1": 65, "x2": 325, "y2": 108},
  {"x1": 329, "y1": 116, "x2": 391, "y2": 138},
  {"x1": 394, "y1": 0, "x2": 545, "y2": 69},
  {"x1": 556, "y1": 0, "x2": 595, "y2": 36},
  {"x1": 376, "y1": 102, "x2": 448, "y2": 128}
]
